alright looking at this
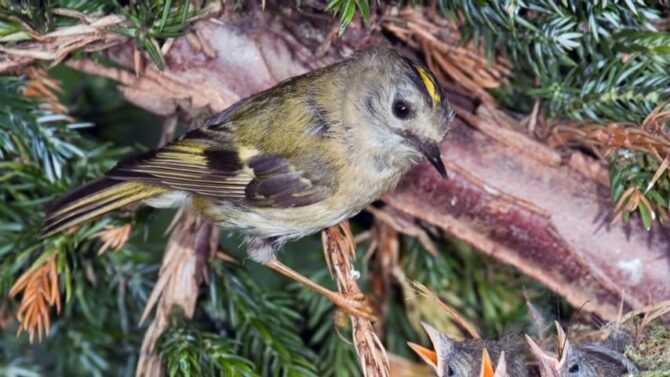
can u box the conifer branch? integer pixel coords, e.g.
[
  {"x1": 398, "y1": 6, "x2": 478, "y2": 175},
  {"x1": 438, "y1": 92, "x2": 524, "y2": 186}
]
[{"x1": 0, "y1": 1, "x2": 221, "y2": 71}]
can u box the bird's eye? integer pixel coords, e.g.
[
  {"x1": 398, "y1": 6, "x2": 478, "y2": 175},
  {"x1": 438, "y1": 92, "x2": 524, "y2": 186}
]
[
  {"x1": 569, "y1": 364, "x2": 579, "y2": 373},
  {"x1": 392, "y1": 99, "x2": 411, "y2": 119},
  {"x1": 446, "y1": 366, "x2": 455, "y2": 377}
]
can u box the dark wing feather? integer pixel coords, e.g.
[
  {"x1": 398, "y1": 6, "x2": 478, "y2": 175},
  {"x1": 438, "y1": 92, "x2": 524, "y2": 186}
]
[
  {"x1": 106, "y1": 137, "x2": 248, "y2": 198},
  {"x1": 244, "y1": 154, "x2": 333, "y2": 207},
  {"x1": 105, "y1": 129, "x2": 336, "y2": 208}
]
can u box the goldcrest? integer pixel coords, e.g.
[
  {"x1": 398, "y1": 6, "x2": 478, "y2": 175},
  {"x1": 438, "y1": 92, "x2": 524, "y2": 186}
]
[{"x1": 43, "y1": 45, "x2": 453, "y2": 303}]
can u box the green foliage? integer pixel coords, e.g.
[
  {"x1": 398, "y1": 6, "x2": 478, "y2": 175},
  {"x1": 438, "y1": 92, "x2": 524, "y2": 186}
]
[
  {"x1": 0, "y1": 73, "x2": 157, "y2": 377},
  {"x1": 292, "y1": 270, "x2": 362, "y2": 377},
  {"x1": 0, "y1": 74, "x2": 129, "y2": 291},
  {"x1": 326, "y1": 0, "x2": 371, "y2": 34},
  {"x1": 112, "y1": 0, "x2": 199, "y2": 70},
  {"x1": 625, "y1": 318, "x2": 670, "y2": 374},
  {"x1": 1, "y1": 243, "x2": 162, "y2": 377},
  {"x1": 158, "y1": 308, "x2": 258, "y2": 377},
  {"x1": 203, "y1": 261, "x2": 320, "y2": 377},
  {"x1": 526, "y1": 56, "x2": 668, "y2": 123},
  {"x1": 0, "y1": 0, "x2": 203, "y2": 68},
  {"x1": 0, "y1": 0, "x2": 111, "y2": 37},
  {"x1": 440, "y1": 0, "x2": 668, "y2": 123},
  {"x1": 609, "y1": 150, "x2": 669, "y2": 229},
  {"x1": 442, "y1": 0, "x2": 670, "y2": 226},
  {"x1": 0, "y1": 360, "x2": 42, "y2": 377},
  {"x1": 0, "y1": 76, "x2": 85, "y2": 180},
  {"x1": 401, "y1": 237, "x2": 537, "y2": 337}
]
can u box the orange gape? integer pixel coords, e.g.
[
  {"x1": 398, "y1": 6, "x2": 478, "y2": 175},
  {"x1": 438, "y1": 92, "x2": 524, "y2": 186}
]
[
  {"x1": 407, "y1": 342, "x2": 438, "y2": 366},
  {"x1": 480, "y1": 348, "x2": 495, "y2": 377},
  {"x1": 480, "y1": 348, "x2": 508, "y2": 377},
  {"x1": 408, "y1": 322, "x2": 523, "y2": 377}
]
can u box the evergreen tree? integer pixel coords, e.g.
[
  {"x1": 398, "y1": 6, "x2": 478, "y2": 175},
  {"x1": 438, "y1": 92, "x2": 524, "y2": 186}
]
[{"x1": 0, "y1": 1, "x2": 668, "y2": 376}]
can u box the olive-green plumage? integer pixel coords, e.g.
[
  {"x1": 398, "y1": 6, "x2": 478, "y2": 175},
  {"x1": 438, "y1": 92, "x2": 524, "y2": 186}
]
[{"x1": 43, "y1": 45, "x2": 453, "y2": 265}]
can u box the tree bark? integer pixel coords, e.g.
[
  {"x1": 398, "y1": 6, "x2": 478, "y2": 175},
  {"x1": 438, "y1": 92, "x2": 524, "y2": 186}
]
[{"x1": 386, "y1": 112, "x2": 670, "y2": 320}]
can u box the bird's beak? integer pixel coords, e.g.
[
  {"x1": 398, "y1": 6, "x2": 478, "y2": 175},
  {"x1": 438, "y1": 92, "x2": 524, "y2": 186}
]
[
  {"x1": 419, "y1": 141, "x2": 448, "y2": 178},
  {"x1": 407, "y1": 342, "x2": 438, "y2": 368},
  {"x1": 525, "y1": 334, "x2": 561, "y2": 377},
  {"x1": 480, "y1": 348, "x2": 495, "y2": 377}
]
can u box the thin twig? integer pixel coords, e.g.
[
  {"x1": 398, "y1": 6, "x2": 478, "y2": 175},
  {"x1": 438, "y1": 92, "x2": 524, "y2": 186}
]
[
  {"x1": 411, "y1": 281, "x2": 480, "y2": 339},
  {"x1": 136, "y1": 209, "x2": 217, "y2": 377},
  {"x1": 323, "y1": 223, "x2": 390, "y2": 377}
]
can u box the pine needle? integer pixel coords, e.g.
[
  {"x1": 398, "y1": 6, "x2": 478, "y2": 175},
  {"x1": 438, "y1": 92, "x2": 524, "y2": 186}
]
[
  {"x1": 92, "y1": 224, "x2": 132, "y2": 255},
  {"x1": 22, "y1": 67, "x2": 69, "y2": 114},
  {"x1": 9, "y1": 256, "x2": 61, "y2": 343},
  {"x1": 645, "y1": 155, "x2": 669, "y2": 194},
  {"x1": 411, "y1": 280, "x2": 480, "y2": 339}
]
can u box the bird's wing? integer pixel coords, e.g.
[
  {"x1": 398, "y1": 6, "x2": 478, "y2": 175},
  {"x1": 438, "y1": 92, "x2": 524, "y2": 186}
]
[{"x1": 105, "y1": 129, "x2": 336, "y2": 208}]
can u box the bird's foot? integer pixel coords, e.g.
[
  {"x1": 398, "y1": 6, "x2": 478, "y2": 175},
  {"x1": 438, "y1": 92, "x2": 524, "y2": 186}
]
[
  {"x1": 265, "y1": 259, "x2": 376, "y2": 321},
  {"x1": 322, "y1": 291, "x2": 375, "y2": 321}
]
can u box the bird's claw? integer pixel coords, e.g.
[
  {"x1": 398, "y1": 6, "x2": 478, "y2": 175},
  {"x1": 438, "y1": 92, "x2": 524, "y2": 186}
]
[{"x1": 331, "y1": 291, "x2": 376, "y2": 321}]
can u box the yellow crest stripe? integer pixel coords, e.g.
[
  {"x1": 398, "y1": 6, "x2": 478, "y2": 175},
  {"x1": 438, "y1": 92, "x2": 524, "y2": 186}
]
[{"x1": 414, "y1": 65, "x2": 441, "y2": 106}]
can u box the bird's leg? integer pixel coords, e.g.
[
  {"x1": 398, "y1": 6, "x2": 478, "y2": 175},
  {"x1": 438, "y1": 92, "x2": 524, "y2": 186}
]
[
  {"x1": 246, "y1": 236, "x2": 374, "y2": 320},
  {"x1": 266, "y1": 259, "x2": 374, "y2": 319}
]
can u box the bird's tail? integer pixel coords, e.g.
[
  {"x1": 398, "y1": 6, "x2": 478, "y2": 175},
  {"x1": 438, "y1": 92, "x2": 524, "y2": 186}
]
[{"x1": 42, "y1": 178, "x2": 168, "y2": 237}]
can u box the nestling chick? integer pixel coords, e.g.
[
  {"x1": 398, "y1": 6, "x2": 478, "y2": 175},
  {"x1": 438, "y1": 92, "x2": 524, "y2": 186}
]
[
  {"x1": 41, "y1": 45, "x2": 453, "y2": 315},
  {"x1": 526, "y1": 322, "x2": 640, "y2": 377},
  {"x1": 408, "y1": 322, "x2": 529, "y2": 377}
]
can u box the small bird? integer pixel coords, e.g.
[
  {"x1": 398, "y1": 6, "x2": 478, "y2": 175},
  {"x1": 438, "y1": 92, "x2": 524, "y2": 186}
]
[
  {"x1": 42, "y1": 45, "x2": 453, "y2": 316},
  {"x1": 408, "y1": 322, "x2": 529, "y2": 377},
  {"x1": 525, "y1": 322, "x2": 640, "y2": 377}
]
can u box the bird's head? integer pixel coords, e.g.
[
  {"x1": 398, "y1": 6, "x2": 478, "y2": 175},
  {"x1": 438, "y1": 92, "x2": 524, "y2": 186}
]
[
  {"x1": 408, "y1": 322, "x2": 479, "y2": 377},
  {"x1": 346, "y1": 45, "x2": 454, "y2": 177}
]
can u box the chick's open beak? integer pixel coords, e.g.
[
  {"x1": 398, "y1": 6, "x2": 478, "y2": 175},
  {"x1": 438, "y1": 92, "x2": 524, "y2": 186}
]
[
  {"x1": 480, "y1": 348, "x2": 495, "y2": 377},
  {"x1": 420, "y1": 141, "x2": 448, "y2": 178}
]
